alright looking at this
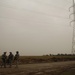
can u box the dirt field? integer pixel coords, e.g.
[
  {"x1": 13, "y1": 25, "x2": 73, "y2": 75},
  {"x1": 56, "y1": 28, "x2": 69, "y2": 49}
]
[{"x1": 0, "y1": 61, "x2": 75, "y2": 75}]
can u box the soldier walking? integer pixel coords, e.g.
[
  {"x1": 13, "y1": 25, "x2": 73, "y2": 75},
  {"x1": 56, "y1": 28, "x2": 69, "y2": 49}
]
[
  {"x1": 1, "y1": 52, "x2": 7, "y2": 68},
  {"x1": 14, "y1": 51, "x2": 20, "y2": 68},
  {"x1": 7, "y1": 52, "x2": 14, "y2": 68}
]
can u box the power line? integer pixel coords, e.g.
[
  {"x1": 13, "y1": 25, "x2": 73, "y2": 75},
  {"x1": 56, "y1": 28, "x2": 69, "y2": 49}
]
[
  {"x1": 35, "y1": 0, "x2": 70, "y2": 12},
  {"x1": 0, "y1": 5, "x2": 70, "y2": 20},
  {"x1": 0, "y1": 0, "x2": 71, "y2": 23},
  {"x1": 0, "y1": 0, "x2": 71, "y2": 12}
]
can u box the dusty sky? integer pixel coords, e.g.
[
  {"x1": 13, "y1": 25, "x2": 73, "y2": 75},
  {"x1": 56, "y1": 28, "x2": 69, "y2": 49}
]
[{"x1": 0, "y1": 0, "x2": 73, "y2": 55}]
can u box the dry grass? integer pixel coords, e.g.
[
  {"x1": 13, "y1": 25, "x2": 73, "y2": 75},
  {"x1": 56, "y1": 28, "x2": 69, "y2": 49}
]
[{"x1": 19, "y1": 55, "x2": 75, "y2": 64}]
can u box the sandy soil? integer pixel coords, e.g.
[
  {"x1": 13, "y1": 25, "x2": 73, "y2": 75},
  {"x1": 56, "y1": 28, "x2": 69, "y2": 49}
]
[{"x1": 0, "y1": 61, "x2": 75, "y2": 75}]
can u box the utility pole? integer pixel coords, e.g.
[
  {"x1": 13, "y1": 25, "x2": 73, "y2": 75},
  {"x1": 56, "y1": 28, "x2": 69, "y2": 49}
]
[{"x1": 69, "y1": 0, "x2": 75, "y2": 54}]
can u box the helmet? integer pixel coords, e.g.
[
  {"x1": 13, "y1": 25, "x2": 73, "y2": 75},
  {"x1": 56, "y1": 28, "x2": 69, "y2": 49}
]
[
  {"x1": 4, "y1": 52, "x2": 7, "y2": 54},
  {"x1": 16, "y1": 51, "x2": 19, "y2": 53}
]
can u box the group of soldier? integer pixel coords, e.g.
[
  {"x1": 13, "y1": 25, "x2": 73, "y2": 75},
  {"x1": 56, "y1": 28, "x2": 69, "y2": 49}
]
[{"x1": 0, "y1": 51, "x2": 19, "y2": 68}]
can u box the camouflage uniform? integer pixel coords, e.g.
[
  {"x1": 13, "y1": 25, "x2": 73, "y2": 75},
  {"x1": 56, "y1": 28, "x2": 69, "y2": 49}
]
[
  {"x1": 7, "y1": 52, "x2": 14, "y2": 68},
  {"x1": 14, "y1": 51, "x2": 19, "y2": 68},
  {"x1": 1, "y1": 52, "x2": 7, "y2": 68}
]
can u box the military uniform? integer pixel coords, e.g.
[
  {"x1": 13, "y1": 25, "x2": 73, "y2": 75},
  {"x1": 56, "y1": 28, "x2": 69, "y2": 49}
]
[
  {"x1": 7, "y1": 52, "x2": 14, "y2": 68},
  {"x1": 14, "y1": 51, "x2": 19, "y2": 68},
  {"x1": 1, "y1": 52, "x2": 7, "y2": 68}
]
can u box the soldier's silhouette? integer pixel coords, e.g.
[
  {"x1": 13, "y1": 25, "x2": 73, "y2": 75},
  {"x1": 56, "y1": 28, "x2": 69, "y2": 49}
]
[
  {"x1": 7, "y1": 52, "x2": 14, "y2": 68},
  {"x1": 14, "y1": 51, "x2": 20, "y2": 68},
  {"x1": 1, "y1": 52, "x2": 7, "y2": 68}
]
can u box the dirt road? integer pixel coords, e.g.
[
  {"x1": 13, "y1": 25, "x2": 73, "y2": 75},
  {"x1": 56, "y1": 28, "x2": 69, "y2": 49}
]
[{"x1": 0, "y1": 61, "x2": 75, "y2": 75}]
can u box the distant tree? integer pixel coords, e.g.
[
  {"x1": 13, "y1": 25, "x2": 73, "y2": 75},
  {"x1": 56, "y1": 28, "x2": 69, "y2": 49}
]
[
  {"x1": 49, "y1": 54, "x2": 52, "y2": 56},
  {"x1": 57, "y1": 53, "x2": 60, "y2": 56},
  {"x1": 46, "y1": 54, "x2": 49, "y2": 56}
]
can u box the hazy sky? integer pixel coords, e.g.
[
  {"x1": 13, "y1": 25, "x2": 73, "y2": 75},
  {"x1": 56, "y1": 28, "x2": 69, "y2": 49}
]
[{"x1": 0, "y1": 0, "x2": 73, "y2": 55}]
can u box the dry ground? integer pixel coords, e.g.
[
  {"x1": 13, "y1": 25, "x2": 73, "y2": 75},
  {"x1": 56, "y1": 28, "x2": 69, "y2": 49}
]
[{"x1": 0, "y1": 61, "x2": 75, "y2": 75}]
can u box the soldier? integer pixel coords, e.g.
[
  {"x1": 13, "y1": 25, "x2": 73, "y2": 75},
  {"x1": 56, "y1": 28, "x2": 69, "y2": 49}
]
[
  {"x1": 1, "y1": 52, "x2": 7, "y2": 68},
  {"x1": 7, "y1": 52, "x2": 14, "y2": 68},
  {"x1": 14, "y1": 51, "x2": 20, "y2": 68}
]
